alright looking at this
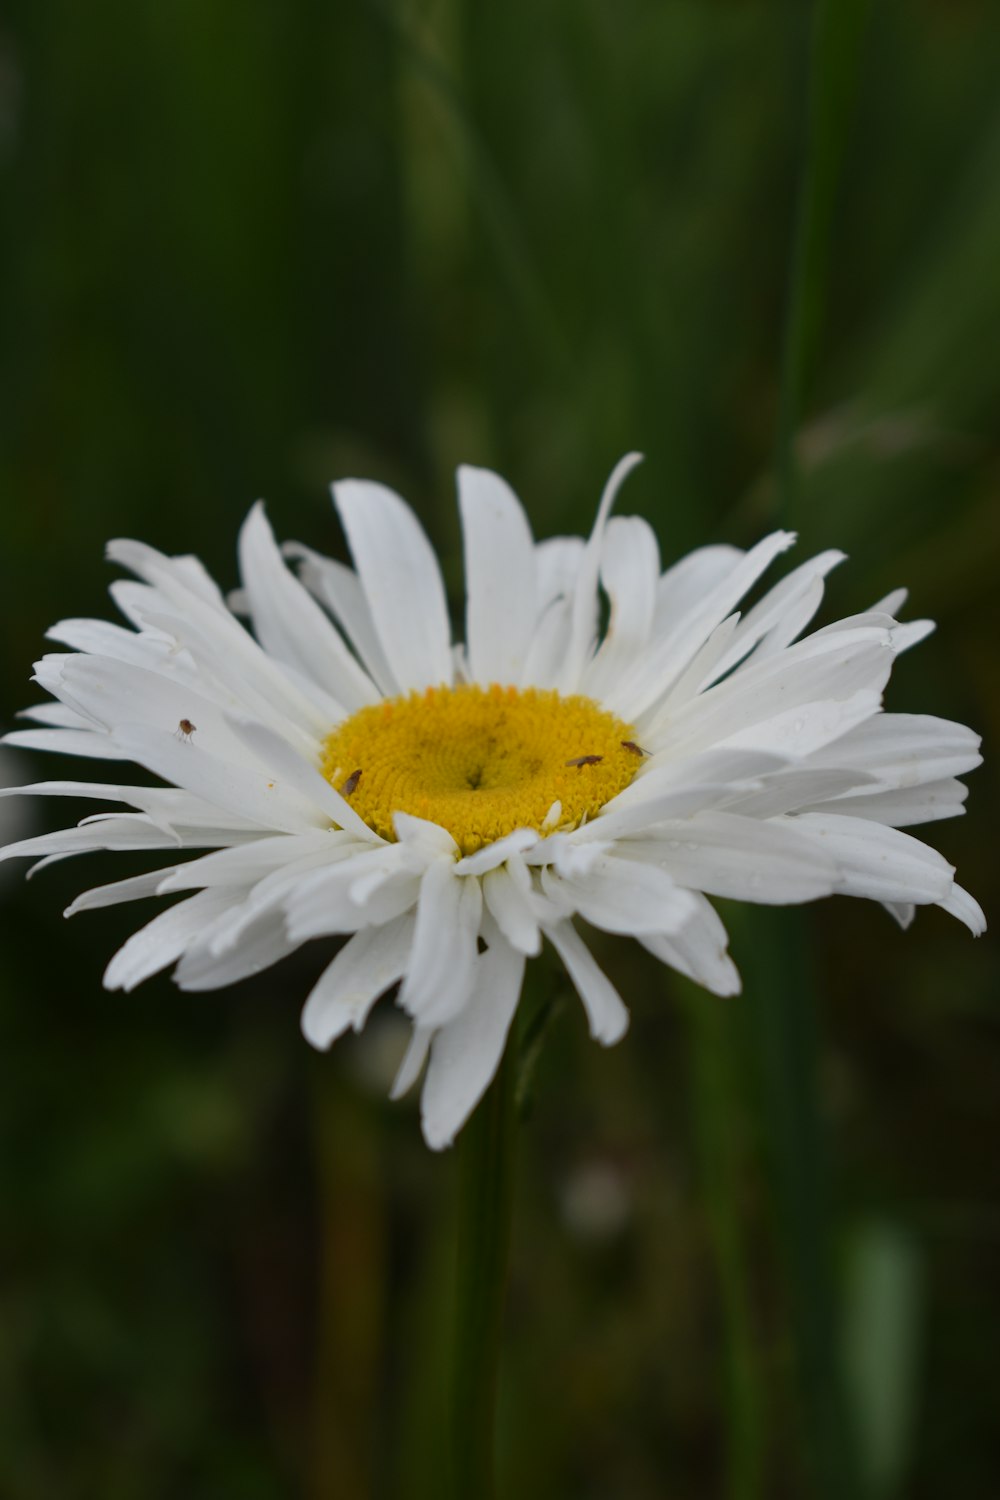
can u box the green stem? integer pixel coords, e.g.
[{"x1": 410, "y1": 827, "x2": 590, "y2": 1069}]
[
  {"x1": 448, "y1": 1038, "x2": 519, "y2": 1500},
  {"x1": 686, "y1": 988, "x2": 764, "y2": 1500}
]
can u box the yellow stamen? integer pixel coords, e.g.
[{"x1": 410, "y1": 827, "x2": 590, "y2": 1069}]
[{"x1": 321, "y1": 683, "x2": 639, "y2": 855}]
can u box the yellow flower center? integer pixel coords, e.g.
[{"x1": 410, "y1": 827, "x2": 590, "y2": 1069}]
[{"x1": 321, "y1": 683, "x2": 641, "y2": 854}]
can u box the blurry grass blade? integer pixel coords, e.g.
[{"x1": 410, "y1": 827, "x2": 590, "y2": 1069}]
[
  {"x1": 776, "y1": 0, "x2": 873, "y2": 523},
  {"x1": 843, "y1": 1220, "x2": 924, "y2": 1500}
]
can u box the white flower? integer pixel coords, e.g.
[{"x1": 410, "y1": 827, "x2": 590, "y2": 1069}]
[{"x1": 1, "y1": 455, "x2": 984, "y2": 1147}]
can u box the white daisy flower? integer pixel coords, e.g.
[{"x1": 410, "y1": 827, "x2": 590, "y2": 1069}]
[{"x1": 1, "y1": 454, "x2": 984, "y2": 1147}]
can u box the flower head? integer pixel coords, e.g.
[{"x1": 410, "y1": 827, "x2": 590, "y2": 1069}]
[{"x1": 2, "y1": 456, "x2": 984, "y2": 1146}]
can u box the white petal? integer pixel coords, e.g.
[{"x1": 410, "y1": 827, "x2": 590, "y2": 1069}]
[
  {"x1": 544, "y1": 919, "x2": 629, "y2": 1045},
  {"x1": 398, "y1": 861, "x2": 482, "y2": 1028},
  {"x1": 237, "y1": 503, "x2": 380, "y2": 710},
  {"x1": 939, "y1": 884, "x2": 986, "y2": 936},
  {"x1": 582, "y1": 515, "x2": 660, "y2": 697},
  {"x1": 651, "y1": 625, "x2": 895, "y2": 758},
  {"x1": 482, "y1": 856, "x2": 542, "y2": 956},
  {"x1": 559, "y1": 452, "x2": 644, "y2": 690},
  {"x1": 541, "y1": 855, "x2": 698, "y2": 936},
  {"x1": 157, "y1": 831, "x2": 350, "y2": 891},
  {"x1": 225, "y1": 715, "x2": 383, "y2": 842},
  {"x1": 65, "y1": 867, "x2": 184, "y2": 916},
  {"x1": 390, "y1": 1025, "x2": 433, "y2": 1100},
  {"x1": 103, "y1": 888, "x2": 237, "y2": 991},
  {"x1": 639, "y1": 892, "x2": 741, "y2": 997},
  {"x1": 459, "y1": 465, "x2": 537, "y2": 686},
  {"x1": 808, "y1": 713, "x2": 982, "y2": 786},
  {"x1": 332, "y1": 478, "x2": 453, "y2": 691},
  {"x1": 608, "y1": 530, "x2": 797, "y2": 720},
  {"x1": 174, "y1": 906, "x2": 300, "y2": 991},
  {"x1": 706, "y1": 549, "x2": 846, "y2": 682},
  {"x1": 420, "y1": 936, "x2": 526, "y2": 1149},
  {"x1": 789, "y1": 813, "x2": 956, "y2": 906},
  {"x1": 285, "y1": 542, "x2": 400, "y2": 696},
  {"x1": 107, "y1": 539, "x2": 332, "y2": 739},
  {"x1": 630, "y1": 810, "x2": 840, "y2": 904},
  {"x1": 453, "y1": 827, "x2": 538, "y2": 876},
  {"x1": 883, "y1": 900, "x2": 915, "y2": 930},
  {"x1": 723, "y1": 767, "x2": 879, "y2": 820},
  {"x1": 803, "y1": 778, "x2": 969, "y2": 827},
  {"x1": 301, "y1": 915, "x2": 416, "y2": 1049},
  {"x1": 110, "y1": 724, "x2": 325, "y2": 834},
  {"x1": 652, "y1": 544, "x2": 744, "y2": 638},
  {"x1": 0, "y1": 727, "x2": 127, "y2": 759}
]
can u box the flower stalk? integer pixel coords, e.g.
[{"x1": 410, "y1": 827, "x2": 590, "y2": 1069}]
[{"x1": 448, "y1": 1031, "x2": 519, "y2": 1500}]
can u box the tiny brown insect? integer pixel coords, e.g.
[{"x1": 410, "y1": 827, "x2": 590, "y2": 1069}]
[
  {"x1": 341, "y1": 768, "x2": 363, "y2": 796},
  {"x1": 175, "y1": 718, "x2": 197, "y2": 741},
  {"x1": 621, "y1": 740, "x2": 649, "y2": 757},
  {"x1": 565, "y1": 754, "x2": 603, "y2": 768}
]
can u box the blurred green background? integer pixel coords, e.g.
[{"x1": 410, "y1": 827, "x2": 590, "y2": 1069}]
[{"x1": 0, "y1": 2, "x2": 997, "y2": 1497}]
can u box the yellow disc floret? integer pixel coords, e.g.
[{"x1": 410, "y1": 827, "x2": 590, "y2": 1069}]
[{"x1": 321, "y1": 683, "x2": 642, "y2": 854}]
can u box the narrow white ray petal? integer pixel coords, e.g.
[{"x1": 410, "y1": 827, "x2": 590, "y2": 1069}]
[
  {"x1": 535, "y1": 536, "x2": 586, "y2": 609},
  {"x1": 544, "y1": 920, "x2": 629, "y2": 1045},
  {"x1": 393, "y1": 811, "x2": 459, "y2": 859},
  {"x1": 803, "y1": 778, "x2": 969, "y2": 826},
  {"x1": 520, "y1": 594, "x2": 574, "y2": 688},
  {"x1": 1, "y1": 727, "x2": 129, "y2": 760},
  {"x1": 104, "y1": 888, "x2": 237, "y2": 991},
  {"x1": 883, "y1": 901, "x2": 915, "y2": 930},
  {"x1": 46, "y1": 653, "x2": 269, "y2": 766},
  {"x1": 583, "y1": 515, "x2": 660, "y2": 697},
  {"x1": 459, "y1": 465, "x2": 537, "y2": 686},
  {"x1": 608, "y1": 530, "x2": 796, "y2": 719},
  {"x1": 454, "y1": 827, "x2": 538, "y2": 876},
  {"x1": 284, "y1": 543, "x2": 400, "y2": 696},
  {"x1": 282, "y1": 843, "x2": 418, "y2": 939},
  {"x1": 332, "y1": 478, "x2": 453, "y2": 691},
  {"x1": 46, "y1": 617, "x2": 199, "y2": 675},
  {"x1": 390, "y1": 1024, "x2": 433, "y2": 1100},
  {"x1": 651, "y1": 615, "x2": 741, "y2": 713},
  {"x1": 559, "y1": 452, "x2": 644, "y2": 690},
  {"x1": 175, "y1": 907, "x2": 300, "y2": 991},
  {"x1": 723, "y1": 767, "x2": 879, "y2": 820},
  {"x1": 16, "y1": 702, "x2": 95, "y2": 728},
  {"x1": 421, "y1": 937, "x2": 526, "y2": 1149},
  {"x1": 808, "y1": 713, "x2": 983, "y2": 786},
  {"x1": 482, "y1": 858, "x2": 542, "y2": 956},
  {"x1": 157, "y1": 831, "x2": 350, "y2": 892},
  {"x1": 651, "y1": 626, "x2": 895, "y2": 757},
  {"x1": 399, "y1": 860, "x2": 482, "y2": 1028},
  {"x1": 237, "y1": 503, "x2": 381, "y2": 710},
  {"x1": 872, "y1": 587, "x2": 908, "y2": 616},
  {"x1": 301, "y1": 916, "x2": 415, "y2": 1049},
  {"x1": 541, "y1": 855, "x2": 698, "y2": 936},
  {"x1": 107, "y1": 539, "x2": 333, "y2": 738},
  {"x1": 652, "y1": 544, "x2": 745, "y2": 638},
  {"x1": 790, "y1": 813, "x2": 956, "y2": 905},
  {"x1": 65, "y1": 867, "x2": 184, "y2": 916},
  {"x1": 890, "y1": 618, "x2": 935, "y2": 652},
  {"x1": 706, "y1": 549, "x2": 846, "y2": 683},
  {"x1": 639, "y1": 893, "x2": 741, "y2": 997},
  {"x1": 582, "y1": 781, "x2": 747, "y2": 840},
  {"x1": 225, "y1": 715, "x2": 383, "y2": 842},
  {"x1": 629, "y1": 811, "x2": 840, "y2": 904},
  {"x1": 939, "y1": 884, "x2": 986, "y2": 936},
  {"x1": 0, "y1": 817, "x2": 180, "y2": 867},
  {"x1": 110, "y1": 724, "x2": 325, "y2": 834}
]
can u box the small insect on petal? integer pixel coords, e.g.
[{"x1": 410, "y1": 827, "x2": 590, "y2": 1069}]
[
  {"x1": 621, "y1": 740, "x2": 649, "y2": 757},
  {"x1": 175, "y1": 718, "x2": 197, "y2": 741},
  {"x1": 341, "y1": 768, "x2": 363, "y2": 796},
  {"x1": 565, "y1": 755, "x2": 603, "y2": 768}
]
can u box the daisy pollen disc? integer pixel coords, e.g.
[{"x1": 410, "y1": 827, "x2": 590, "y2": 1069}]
[{"x1": 321, "y1": 682, "x2": 638, "y2": 854}]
